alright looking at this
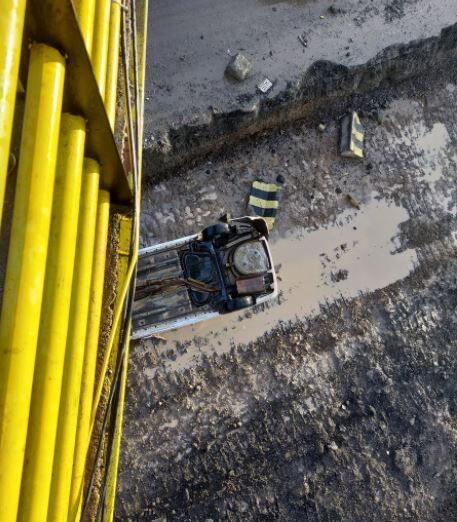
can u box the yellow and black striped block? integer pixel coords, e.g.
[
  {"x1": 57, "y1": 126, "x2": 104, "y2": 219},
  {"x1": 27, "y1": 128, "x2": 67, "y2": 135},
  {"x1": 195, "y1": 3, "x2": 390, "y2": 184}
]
[
  {"x1": 248, "y1": 181, "x2": 278, "y2": 229},
  {"x1": 340, "y1": 111, "x2": 364, "y2": 159}
]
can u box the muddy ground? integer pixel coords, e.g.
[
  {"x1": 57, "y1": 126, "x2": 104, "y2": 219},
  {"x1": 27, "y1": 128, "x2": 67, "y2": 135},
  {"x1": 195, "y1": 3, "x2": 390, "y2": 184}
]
[
  {"x1": 144, "y1": 0, "x2": 457, "y2": 175},
  {"x1": 117, "y1": 4, "x2": 457, "y2": 520},
  {"x1": 117, "y1": 68, "x2": 457, "y2": 519},
  {"x1": 146, "y1": 0, "x2": 457, "y2": 137}
]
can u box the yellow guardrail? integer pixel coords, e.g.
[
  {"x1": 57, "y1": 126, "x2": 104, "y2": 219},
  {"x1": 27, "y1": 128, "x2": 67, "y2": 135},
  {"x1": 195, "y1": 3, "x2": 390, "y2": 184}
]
[{"x1": 0, "y1": 0, "x2": 147, "y2": 520}]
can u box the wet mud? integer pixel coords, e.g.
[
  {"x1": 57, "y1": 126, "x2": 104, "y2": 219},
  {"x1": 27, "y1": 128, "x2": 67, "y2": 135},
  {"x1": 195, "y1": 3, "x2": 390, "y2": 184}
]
[{"x1": 117, "y1": 74, "x2": 457, "y2": 520}]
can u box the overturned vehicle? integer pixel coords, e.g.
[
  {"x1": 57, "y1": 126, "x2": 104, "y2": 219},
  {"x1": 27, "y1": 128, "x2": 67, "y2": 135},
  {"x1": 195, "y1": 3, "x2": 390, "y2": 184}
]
[{"x1": 131, "y1": 217, "x2": 278, "y2": 339}]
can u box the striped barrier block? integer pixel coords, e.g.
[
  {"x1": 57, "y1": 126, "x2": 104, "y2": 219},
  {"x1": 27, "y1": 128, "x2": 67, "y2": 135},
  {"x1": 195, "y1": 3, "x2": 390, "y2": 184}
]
[
  {"x1": 340, "y1": 111, "x2": 364, "y2": 159},
  {"x1": 248, "y1": 181, "x2": 279, "y2": 230}
]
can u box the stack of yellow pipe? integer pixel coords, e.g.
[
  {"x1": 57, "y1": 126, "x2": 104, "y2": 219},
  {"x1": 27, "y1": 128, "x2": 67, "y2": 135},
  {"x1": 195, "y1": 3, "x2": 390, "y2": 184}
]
[{"x1": 0, "y1": 0, "x2": 125, "y2": 520}]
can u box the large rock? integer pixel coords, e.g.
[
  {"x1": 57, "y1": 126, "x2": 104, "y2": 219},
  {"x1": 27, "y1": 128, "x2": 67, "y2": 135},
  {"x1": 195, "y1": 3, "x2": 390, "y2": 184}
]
[{"x1": 225, "y1": 53, "x2": 252, "y2": 82}]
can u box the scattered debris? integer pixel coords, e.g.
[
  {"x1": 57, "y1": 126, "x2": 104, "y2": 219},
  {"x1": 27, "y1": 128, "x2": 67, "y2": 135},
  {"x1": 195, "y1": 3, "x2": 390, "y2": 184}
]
[
  {"x1": 298, "y1": 33, "x2": 308, "y2": 48},
  {"x1": 248, "y1": 181, "x2": 279, "y2": 230},
  {"x1": 257, "y1": 78, "x2": 273, "y2": 94},
  {"x1": 328, "y1": 5, "x2": 347, "y2": 15},
  {"x1": 318, "y1": 122, "x2": 326, "y2": 133},
  {"x1": 152, "y1": 334, "x2": 167, "y2": 341},
  {"x1": 340, "y1": 111, "x2": 364, "y2": 159},
  {"x1": 276, "y1": 174, "x2": 285, "y2": 185},
  {"x1": 346, "y1": 194, "x2": 361, "y2": 210},
  {"x1": 225, "y1": 53, "x2": 252, "y2": 82},
  {"x1": 219, "y1": 212, "x2": 232, "y2": 223},
  {"x1": 331, "y1": 269, "x2": 349, "y2": 283}
]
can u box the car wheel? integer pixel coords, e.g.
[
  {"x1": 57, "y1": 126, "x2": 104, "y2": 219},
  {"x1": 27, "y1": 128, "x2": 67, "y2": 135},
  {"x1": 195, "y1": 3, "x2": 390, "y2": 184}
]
[
  {"x1": 202, "y1": 223, "x2": 230, "y2": 241},
  {"x1": 225, "y1": 296, "x2": 254, "y2": 312}
]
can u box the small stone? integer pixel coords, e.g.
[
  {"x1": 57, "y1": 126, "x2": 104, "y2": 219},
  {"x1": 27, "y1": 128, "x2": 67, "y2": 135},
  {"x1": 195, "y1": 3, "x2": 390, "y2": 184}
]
[
  {"x1": 276, "y1": 174, "x2": 285, "y2": 184},
  {"x1": 226, "y1": 53, "x2": 252, "y2": 82},
  {"x1": 346, "y1": 194, "x2": 361, "y2": 210}
]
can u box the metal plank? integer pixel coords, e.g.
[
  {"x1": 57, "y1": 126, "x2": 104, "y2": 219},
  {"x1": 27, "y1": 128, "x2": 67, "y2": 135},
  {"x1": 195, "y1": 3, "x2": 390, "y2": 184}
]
[{"x1": 23, "y1": 0, "x2": 132, "y2": 204}]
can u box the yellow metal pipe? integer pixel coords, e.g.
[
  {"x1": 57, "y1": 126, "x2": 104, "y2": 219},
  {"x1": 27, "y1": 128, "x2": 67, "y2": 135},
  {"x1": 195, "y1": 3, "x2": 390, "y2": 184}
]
[
  {"x1": 69, "y1": 189, "x2": 110, "y2": 520},
  {"x1": 17, "y1": 113, "x2": 86, "y2": 522},
  {"x1": 90, "y1": 240, "x2": 138, "y2": 433},
  {"x1": 92, "y1": 0, "x2": 111, "y2": 98},
  {"x1": 102, "y1": 214, "x2": 133, "y2": 520},
  {"x1": 47, "y1": 159, "x2": 100, "y2": 522},
  {"x1": 0, "y1": 0, "x2": 27, "y2": 230},
  {"x1": 104, "y1": 323, "x2": 131, "y2": 522},
  {"x1": 73, "y1": 0, "x2": 97, "y2": 55},
  {"x1": 0, "y1": 43, "x2": 65, "y2": 522},
  {"x1": 105, "y1": 0, "x2": 121, "y2": 128}
]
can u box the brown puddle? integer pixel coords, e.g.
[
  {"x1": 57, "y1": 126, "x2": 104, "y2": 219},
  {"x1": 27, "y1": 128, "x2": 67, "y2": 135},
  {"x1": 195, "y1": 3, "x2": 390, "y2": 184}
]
[
  {"x1": 161, "y1": 196, "x2": 417, "y2": 370},
  {"x1": 382, "y1": 101, "x2": 456, "y2": 185}
]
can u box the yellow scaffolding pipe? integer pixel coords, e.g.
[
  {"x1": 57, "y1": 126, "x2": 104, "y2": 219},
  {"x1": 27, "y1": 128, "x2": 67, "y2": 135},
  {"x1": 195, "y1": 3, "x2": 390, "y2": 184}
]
[
  {"x1": 69, "y1": 189, "x2": 110, "y2": 520},
  {"x1": 73, "y1": 0, "x2": 97, "y2": 55},
  {"x1": 0, "y1": 43, "x2": 65, "y2": 522},
  {"x1": 0, "y1": 0, "x2": 27, "y2": 229},
  {"x1": 48, "y1": 159, "x2": 100, "y2": 522},
  {"x1": 104, "y1": 2, "x2": 149, "y2": 508},
  {"x1": 103, "y1": 214, "x2": 133, "y2": 520},
  {"x1": 92, "y1": 0, "x2": 111, "y2": 98},
  {"x1": 17, "y1": 113, "x2": 86, "y2": 522},
  {"x1": 105, "y1": 0, "x2": 121, "y2": 127},
  {"x1": 104, "y1": 323, "x2": 131, "y2": 522}
]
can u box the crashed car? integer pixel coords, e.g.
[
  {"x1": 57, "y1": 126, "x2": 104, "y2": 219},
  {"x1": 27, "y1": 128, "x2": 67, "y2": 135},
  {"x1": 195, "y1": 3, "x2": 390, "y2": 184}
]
[{"x1": 131, "y1": 217, "x2": 278, "y2": 340}]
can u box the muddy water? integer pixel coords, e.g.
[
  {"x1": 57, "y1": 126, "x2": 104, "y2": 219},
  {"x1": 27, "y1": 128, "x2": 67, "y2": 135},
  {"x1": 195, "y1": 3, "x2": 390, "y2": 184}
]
[
  {"x1": 162, "y1": 196, "x2": 417, "y2": 369},
  {"x1": 381, "y1": 100, "x2": 457, "y2": 186},
  {"x1": 412, "y1": 122, "x2": 453, "y2": 183}
]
